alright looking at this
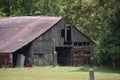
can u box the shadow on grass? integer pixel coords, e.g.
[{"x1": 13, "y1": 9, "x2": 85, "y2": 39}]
[{"x1": 70, "y1": 66, "x2": 120, "y2": 74}]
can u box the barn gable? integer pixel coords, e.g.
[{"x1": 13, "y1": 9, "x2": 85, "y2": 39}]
[{"x1": 55, "y1": 26, "x2": 95, "y2": 66}]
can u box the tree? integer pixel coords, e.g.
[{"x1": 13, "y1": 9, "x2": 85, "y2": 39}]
[
  {"x1": 0, "y1": 0, "x2": 10, "y2": 16},
  {"x1": 96, "y1": 0, "x2": 120, "y2": 69}
]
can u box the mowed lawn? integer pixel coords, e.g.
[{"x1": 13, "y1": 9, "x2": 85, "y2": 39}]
[{"x1": 0, "y1": 66, "x2": 120, "y2": 80}]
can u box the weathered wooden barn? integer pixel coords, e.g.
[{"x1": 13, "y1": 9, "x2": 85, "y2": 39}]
[{"x1": 0, "y1": 16, "x2": 95, "y2": 67}]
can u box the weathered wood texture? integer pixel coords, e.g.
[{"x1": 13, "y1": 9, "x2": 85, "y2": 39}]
[
  {"x1": 30, "y1": 20, "x2": 95, "y2": 66},
  {"x1": 31, "y1": 19, "x2": 66, "y2": 66},
  {"x1": 71, "y1": 27, "x2": 90, "y2": 42},
  {"x1": 0, "y1": 53, "x2": 12, "y2": 67}
]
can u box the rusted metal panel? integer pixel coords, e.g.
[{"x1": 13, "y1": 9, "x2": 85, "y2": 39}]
[
  {"x1": 0, "y1": 53, "x2": 12, "y2": 67},
  {"x1": 0, "y1": 16, "x2": 62, "y2": 53}
]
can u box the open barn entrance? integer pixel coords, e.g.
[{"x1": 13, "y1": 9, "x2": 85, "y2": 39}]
[
  {"x1": 56, "y1": 47, "x2": 73, "y2": 66},
  {"x1": 12, "y1": 44, "x2": 32, "y2": 67}
]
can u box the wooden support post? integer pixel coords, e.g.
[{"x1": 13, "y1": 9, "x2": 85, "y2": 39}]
[
  {"x1": 4, "y1": 57, "x2": 8, "y2": 68},
  {"x1": 54, "y1": 51, "x2": 57, "y2": 66},
  {"x1": 89, "y1": 68, "x2": 94, "y2": 80}
]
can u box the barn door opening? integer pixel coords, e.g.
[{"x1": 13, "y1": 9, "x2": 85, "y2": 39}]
[
  {"x1": 12, "y1": 53, "x2": 25, "y2": 67},
  {"x1": 12, "y1": 44, "x2": 32, "y2": 67},
  {"x1": 56, "y1": 47, "x2": 73, "y2": 66},
  {"x1": 12, "y1": 53, "x2": 17, "y2": 67}
]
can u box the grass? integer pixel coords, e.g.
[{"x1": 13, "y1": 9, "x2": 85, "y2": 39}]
[{"x1": 0, "y1": 66, "x2": 120, "y2": 80}]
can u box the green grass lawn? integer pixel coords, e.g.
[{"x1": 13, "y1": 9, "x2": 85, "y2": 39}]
[{"x1": 0, "y1": 66, "x2": 120, "y2": 80}]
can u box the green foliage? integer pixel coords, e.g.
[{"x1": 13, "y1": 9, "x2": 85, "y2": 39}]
[
  {"x1": 95, "y1": 0, "x2": 120, "y2": 68},
  {"x1": 0, "y1": 8, "x2": 6, "y2": 17}
]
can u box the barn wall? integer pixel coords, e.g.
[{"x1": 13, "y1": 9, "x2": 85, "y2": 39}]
[
  {"x1": 53, "y1": 26, "x2": 94, "y2": 66},
  {"x1": 30, "y1": 21, "x2": 95, "y2": 66},
  {"x1": 51, "y1": 19, "x2": 66, "y2": 46},
  {"x1": 71, "y1": 27, "x2": 91, "y2": 43},
  {"x1": 0, "y1": 53, "x2": 12, "y2": 67},
  {"x1": 33, "y1": 53, "x2": 53, "y2": 66},
  {"x1": 70, "y1": 26, "x2": 95, "y2": 66},
  {"x1": 32, "y1": 19, "x2": 66, "y2": 53},
  {"x1": 31, "y1": 19, "x2": 66, "y2": 66}
]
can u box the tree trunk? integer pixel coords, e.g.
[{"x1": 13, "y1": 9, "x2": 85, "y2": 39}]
[{"x1": 112, "y1": 59, "x2": 115, "y2": 69}]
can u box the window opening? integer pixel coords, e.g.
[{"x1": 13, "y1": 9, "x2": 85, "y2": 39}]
[
  {"x1": 66, "y1": 27, "x2": 71, "y2": 41},
  {"x1": 67, "y1": 30, "x2": 71, "y2": 41},
  {"x1": 86, "y1": 42, "x2": 90, "y2": 46},
  {"x1": 78, "y1": 42, "x2": 82, "y2": 46},
  {"x1": 61, "y1": 29, "x2": 65, "y2": 38},
  {"x1": 74, "y1": 42, "x2": 78, "y2": 46}
]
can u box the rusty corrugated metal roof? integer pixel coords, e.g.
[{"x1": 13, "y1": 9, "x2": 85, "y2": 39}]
[{"x1": 0, "y1": 16, "x2": 62, "y2": 53}]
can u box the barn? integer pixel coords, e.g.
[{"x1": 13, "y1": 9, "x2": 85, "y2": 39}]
[{"x1": 0, "y1": 16, "x2": 95, "y2": 67}]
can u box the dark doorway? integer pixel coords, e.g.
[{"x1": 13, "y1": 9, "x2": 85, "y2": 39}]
[
  {"x1": 56, "y1": 47, "x2": 73, "y2": 66},
  {"x1": 66, "y1": 27, "x2": 71, "y2": 41},
  {"x1": 12, "y1": 44, "x2": 31, "y2": 67},
  {"x1": 12, "y1": 53, "x2": 17, "y2": 67}
]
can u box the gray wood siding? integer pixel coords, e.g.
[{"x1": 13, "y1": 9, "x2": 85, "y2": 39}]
[
  {"x1": 33, "y1": 53, "x2": 53, "y2": 66},
  {"x1": 71, "y1": 27, "x2": 90, "y2": 42},
  {"x1": 29, "y1": 20, "x2": 95, "y2": 66},
  {"x1": 51, "y1": 19, "x2": 66, "y2": 46},
  {"x1": 32, "y1": 19, "x2": 66, "y2": 54},
  {"x1": 31, "y1": 19, "x2": 66, "y2": 66},
  {"x1": 32, "y1": 41, "x2": 52, "y2": 54}
]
